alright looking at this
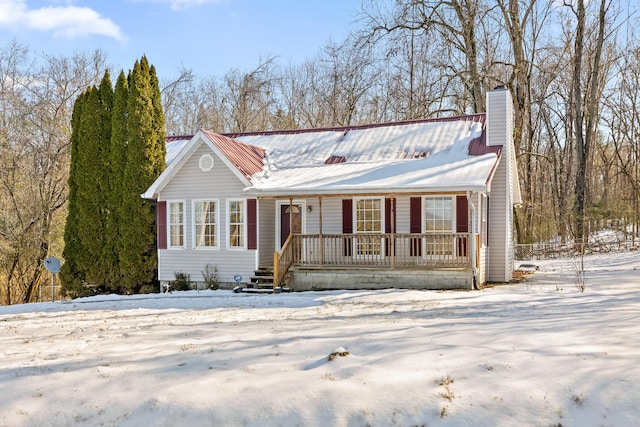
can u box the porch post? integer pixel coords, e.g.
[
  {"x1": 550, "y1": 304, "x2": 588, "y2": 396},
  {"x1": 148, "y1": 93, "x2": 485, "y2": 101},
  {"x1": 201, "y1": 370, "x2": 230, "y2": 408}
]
[
  {"x1": 288, "y1": 196, "x2": 293, "y2": 237},
  {"x1": 319, "y1": 196, "x2": 324, "y2": 265},
  {"x1": 391, "y1": 196, "x2": 396, "y2": 267}
]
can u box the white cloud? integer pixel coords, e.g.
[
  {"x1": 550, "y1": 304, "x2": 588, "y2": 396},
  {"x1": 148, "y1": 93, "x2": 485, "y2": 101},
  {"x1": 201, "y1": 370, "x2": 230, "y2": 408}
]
[
  {"x1": 0, "y1": 0, "x2": 124, "y2": 40},
  {"x1": 133, "y1": 0, "x2": 226, "y2": 12}
]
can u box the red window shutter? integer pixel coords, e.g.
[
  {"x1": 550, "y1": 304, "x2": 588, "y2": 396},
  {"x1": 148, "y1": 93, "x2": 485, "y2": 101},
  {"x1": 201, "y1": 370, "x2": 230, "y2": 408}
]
[
  {"x1": 385, "y1": 198, "x2": 396, "y2": 256},
  {"x1": 247, "y1": 199, "x2": 257, "y2": 250},
  {"x1": 409, "y1": 197, "x2": 422, "y2": 256},
  {"x1": 342, "y1": 199, "x2": 353, "y2": 233},
  {"x1": 410, "y1": 197, "x2": 422, "y2": 233},
  {"x1": 157, "y1": 201, "x2": 167, "y2": 250},
  {"x1": 342, "y1": 199, "x2": 353, "y2": 256},
  {"x1": 385, "y1": 198, "x2": 395, "y2": 233},
  {"x1": 456, "y1": 196, "x2": 469, "y2": 257},
  {"x1": 456, "y1": 195, "x2": 469, "y2": 233}
]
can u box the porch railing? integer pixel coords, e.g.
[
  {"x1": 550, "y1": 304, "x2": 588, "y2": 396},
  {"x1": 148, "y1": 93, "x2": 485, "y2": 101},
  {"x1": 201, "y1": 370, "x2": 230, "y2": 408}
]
[{"x1": 274, "y1": 233, "x2": 472, "y2": 287}]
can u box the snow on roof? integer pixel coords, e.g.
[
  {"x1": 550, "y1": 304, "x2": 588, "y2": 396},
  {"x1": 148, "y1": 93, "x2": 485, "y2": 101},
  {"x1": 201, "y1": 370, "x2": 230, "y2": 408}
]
[
  {"x1": 230, "y1": 116, "x2": 496, "y2": 195},
  {"x1": 160, "y1": 115, "x2": 499, "y2": 196},
  {"x1": 232, "y1": 130, "x2": 345, "y2": 169},
  {"x1": 165, "y1": 138, "x2": 190, "y2": 165}
]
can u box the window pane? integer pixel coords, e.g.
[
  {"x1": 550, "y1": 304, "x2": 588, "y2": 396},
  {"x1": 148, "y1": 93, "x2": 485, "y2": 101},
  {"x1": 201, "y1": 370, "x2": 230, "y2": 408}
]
[
  {"x1": 229, "y1": 201, "x2": 245, "y2": 247},
  {"x1": 195, "y1": 201, "x2": 217, "y2": 247},
  {"x1": 425, "y1": 197, "x2": 453, "y2": 232},
  {"x1": 355, "y1": 198, "x2": 382, "y2": 255},
  {"x1": 169, "y1": 202, "x2": 184, "y2": 247}
]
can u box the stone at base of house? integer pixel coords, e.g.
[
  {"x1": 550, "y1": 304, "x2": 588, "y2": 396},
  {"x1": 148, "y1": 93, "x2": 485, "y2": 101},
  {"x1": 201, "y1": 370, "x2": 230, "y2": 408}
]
[{"x1": 289, "y1": 268, "x2": 474, "y2": 291}]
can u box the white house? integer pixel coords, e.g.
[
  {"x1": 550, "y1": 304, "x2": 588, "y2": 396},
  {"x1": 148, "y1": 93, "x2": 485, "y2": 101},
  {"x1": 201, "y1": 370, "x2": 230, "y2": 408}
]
[{"x1": 142, "y1": 87, "x2": 521, "y2": 290}]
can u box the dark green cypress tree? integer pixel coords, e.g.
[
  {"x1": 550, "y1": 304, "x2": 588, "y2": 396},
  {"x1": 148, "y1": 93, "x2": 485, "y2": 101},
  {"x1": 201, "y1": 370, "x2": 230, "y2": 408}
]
[
  {"x1": 61, "y1": 72, "x2": 113, "y2": 296},
  {"x1": 62, "y1": 59, "x2": 166, "y2": 296},
  {"x1": 104, "y1": 71, "x2": 129, "y2": 291},
  {"x1": 60, "y1": 91, "x2": 88, "y2": 297},
  {"x1": 90, "y1": 71, "x2": 114, "y2": 287},
  {"x1": 119, "y1": 57, "x2": 166, "y2": 293},
  {"x1": 73, "y1": 81, "x2": 110, "y2": 288}
]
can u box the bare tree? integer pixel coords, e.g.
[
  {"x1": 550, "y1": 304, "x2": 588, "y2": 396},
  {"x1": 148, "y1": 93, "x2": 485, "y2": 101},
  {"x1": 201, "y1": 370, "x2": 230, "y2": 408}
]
[
  {"x1": 568, "y1": 0, "x2": 612, "y2": 244},
  {"x1": 362, "y1": 0, "x2": 489, "y2": 114},
  {"x1": 220, "y1": 57, "x2": 279, "y2": 132},
  {"x1": 0, "y1": 42, "x2": 107, "y2": 304}
]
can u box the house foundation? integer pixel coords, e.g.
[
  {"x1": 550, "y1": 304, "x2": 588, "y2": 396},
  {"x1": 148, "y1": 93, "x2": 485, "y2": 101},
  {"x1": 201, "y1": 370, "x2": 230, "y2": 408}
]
[{"x1": 289, "y1": 268, "x2": 474, "y2": 291}]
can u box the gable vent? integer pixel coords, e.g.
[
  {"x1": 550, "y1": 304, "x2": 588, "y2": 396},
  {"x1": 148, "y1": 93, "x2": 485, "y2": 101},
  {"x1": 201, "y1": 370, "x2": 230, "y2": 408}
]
[{"x1": 199, "y1": 153, "x2": 214, "y2": 171}]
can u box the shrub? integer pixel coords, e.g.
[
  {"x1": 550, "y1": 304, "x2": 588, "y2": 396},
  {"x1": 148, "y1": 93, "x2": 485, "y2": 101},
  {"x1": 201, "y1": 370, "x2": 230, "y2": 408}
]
[
  {"x1": 201, "y1": 264, "x2": 219, "y2": 290},
  {"x1": 139, "y1": 284, "x2": 157, "y2": 294},
  {"x1": 171, "y1": 271, "x2": 192, "y2": 291}
]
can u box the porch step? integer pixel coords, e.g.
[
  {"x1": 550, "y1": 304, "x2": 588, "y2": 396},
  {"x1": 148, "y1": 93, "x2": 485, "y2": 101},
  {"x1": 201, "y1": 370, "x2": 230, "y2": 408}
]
[
  {"x1": 249, "y1": 268, "x2": 274, "y2": 288},
  {"x1": 234, "y1": 268, "x2": 291, "y2": 293}
]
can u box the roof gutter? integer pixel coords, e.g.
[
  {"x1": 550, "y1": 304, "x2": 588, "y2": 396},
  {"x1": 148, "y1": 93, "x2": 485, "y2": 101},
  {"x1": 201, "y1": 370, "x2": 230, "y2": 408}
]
[{"x1": 244, "y1": 184, "x2": 489, "y2": 198}]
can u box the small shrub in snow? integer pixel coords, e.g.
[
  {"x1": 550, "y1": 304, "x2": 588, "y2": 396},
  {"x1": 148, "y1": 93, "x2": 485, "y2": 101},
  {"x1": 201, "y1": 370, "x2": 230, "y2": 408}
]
[
  {"x1": 139, "y1": 284, "x2": 157, "y2": 294},
  {"x1": 171, "y1": 272, "x2": 192, "y2": 291},
  {"x1": 201, "y1": 264, "x2": 219, "y2": 290}
]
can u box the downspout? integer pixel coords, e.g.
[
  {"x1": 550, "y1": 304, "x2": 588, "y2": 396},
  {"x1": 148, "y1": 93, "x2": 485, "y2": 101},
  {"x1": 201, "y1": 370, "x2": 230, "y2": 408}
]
[{"x1": 467, "y1": 191, "x2": 478, "y2": 289}]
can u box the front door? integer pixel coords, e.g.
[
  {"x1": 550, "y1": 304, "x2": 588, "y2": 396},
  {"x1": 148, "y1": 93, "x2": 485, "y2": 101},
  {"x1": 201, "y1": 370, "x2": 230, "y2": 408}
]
[{"x1": 280, "y1": 204, "x2": 302, "y2": 249}]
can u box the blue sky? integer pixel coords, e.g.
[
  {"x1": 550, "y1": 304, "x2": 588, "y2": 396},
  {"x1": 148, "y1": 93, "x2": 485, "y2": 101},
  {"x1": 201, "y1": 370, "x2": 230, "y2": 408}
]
[{"x1": 0, "y1": 0, "x2": 364, "y2": 79}]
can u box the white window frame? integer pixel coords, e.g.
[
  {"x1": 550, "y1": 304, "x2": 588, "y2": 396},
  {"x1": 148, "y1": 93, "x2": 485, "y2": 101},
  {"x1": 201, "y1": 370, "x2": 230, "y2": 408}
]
[
  {"x1": 423, "y1": 195, "x2": 455, "y2": 233},
  {"x1": 227, "y1": 198, "x2": 247, "y2": 250},
  {"x1": 192, "y1": 199, "x2": 219, "y2": 250},
  {"x1": 167, "y1": 200, "x2": 186, "y2": 249},
  {"x1": 423, "y1": 195, "x2": 455, "y2": 257},
  {"x1": 353, "y1": 197, "x2": 385, "y2": 257},
  {"x1": 481, "y1": 193, "x2": 488, "y2": 247}
]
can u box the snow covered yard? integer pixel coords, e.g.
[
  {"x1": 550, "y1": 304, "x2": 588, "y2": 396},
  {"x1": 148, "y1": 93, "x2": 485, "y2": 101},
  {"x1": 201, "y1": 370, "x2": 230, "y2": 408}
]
[{"x1": 1, "y1": 252, "x2": 639, "y2": 426}]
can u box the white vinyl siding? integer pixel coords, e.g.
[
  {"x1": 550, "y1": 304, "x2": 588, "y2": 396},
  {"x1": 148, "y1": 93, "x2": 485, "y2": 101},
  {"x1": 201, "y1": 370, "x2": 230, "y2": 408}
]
[
  {"x1": 487, "y1": 88, "x2": 516, "y2": 282},
  {"x1": 258, "y1": 199, "x2": 276, "y2": 267},
  {"x1": 158, "y1": 141, "x2": 256, "y2": 285}
]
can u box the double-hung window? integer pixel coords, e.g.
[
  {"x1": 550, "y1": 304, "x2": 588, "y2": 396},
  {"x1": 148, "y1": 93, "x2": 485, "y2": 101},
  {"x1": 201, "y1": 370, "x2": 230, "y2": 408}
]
[
  {"x1": 168, "y1": 201, "x2": 185, "y2": 248},
  {"x1": 228, "y1": 199, "x2": 246, "y2": 249},
  {"x1": 355, "y1": 198, "x2": 383, "y2": 256},
  {"x1": 193, "y1": 200, "x2": 218, "y2": 248},
  {"x1": 424, "y1": 196, "x2": 454, "y2": 255}
]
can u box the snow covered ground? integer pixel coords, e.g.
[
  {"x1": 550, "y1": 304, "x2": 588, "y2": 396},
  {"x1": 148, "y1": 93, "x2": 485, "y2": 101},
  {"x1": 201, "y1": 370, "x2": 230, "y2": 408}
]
[{"x1": 1, "y1": 251, "x2": 639, "y2": 426}]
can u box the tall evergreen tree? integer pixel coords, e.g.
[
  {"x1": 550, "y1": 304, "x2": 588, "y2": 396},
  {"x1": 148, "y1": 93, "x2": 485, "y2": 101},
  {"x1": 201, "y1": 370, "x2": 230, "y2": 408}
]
[
  {"x1": 119, "y1": 57, "x2": 166, "y2": 292},
  {"x1": 60, "y1": 91, "x2": 88, "y2": 296},
  {"x1": 62, "y1": 58, "x2": 165, "y2": 296},
  {"x1": 104, "y1": 71, "x2": 129, "y2": 291},
  {"x1": 74, "y1": 86, "x2": 100, "y2": 282},
  {"x1": 91, "y1": 71, "x2": 114, "y2": 286}
]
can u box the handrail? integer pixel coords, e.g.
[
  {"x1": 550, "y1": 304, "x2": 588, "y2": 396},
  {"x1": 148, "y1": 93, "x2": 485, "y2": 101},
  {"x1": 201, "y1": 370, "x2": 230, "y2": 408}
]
[
  {"x1": 273, "y1": 234, "x2": 294, "y2": 288},
  {"x1": 279, "y1": 233, "x2": 472, "y2": 269}
]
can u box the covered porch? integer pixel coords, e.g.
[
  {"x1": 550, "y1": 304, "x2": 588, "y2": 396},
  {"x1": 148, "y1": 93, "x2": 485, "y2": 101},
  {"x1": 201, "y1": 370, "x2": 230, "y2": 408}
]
[
  {"x1": 274, "y1": 232, "x2": 479, "y2": 290},
  {"x1": 258, "y1": 193, "x2": 483, "y2": 290}
]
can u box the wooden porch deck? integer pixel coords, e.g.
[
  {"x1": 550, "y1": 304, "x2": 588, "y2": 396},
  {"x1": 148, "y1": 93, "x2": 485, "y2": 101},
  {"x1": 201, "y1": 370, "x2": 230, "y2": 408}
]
[{"x1": 274, "y1": 233, "x2": 478, "y2": 288}]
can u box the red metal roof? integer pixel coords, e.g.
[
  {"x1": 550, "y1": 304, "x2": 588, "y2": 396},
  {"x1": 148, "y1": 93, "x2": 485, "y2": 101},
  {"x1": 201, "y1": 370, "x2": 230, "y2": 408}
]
[
  {"x1": 324, "y1": 155, "x2": 347, "y2": 164},
  {"x1": 464, "y1": 114, "x2": 502, "y2": 156},
  {"x1": 201, "y1": 130, "x2": 265, "y2": 179}
]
